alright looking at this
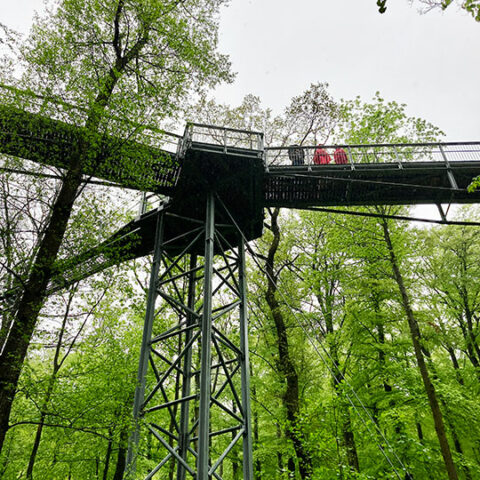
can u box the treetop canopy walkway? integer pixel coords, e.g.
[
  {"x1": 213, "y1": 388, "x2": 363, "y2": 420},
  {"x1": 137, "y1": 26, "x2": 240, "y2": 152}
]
[
  {"x1": 2, "y1": 103, "x2": 480, "y2": 480},
  {"x1": 0, "y1": 104, "x2": 180, "y2": 194},
  {"x1": 1, "y1": 104, "x2": 479, "y2": 210},
  {"x1": 1, "y1": 105, "x2": 480, "y2": 290},
  {"x1": 264, "y1": 142, "x2": 480, "y2": 208}
]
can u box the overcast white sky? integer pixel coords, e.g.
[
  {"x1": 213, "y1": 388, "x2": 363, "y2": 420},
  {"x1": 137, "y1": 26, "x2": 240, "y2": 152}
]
[
  {"x1": 2, "y1": 0, "x2": 480, "y2": 142},
  {"x1": 213, "y1": 0, "x2": 480, "y2": 141}
]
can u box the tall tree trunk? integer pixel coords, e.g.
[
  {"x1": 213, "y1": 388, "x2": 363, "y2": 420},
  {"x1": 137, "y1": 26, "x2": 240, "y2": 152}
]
[
  {"x1": 26, "y1": 400, "x2": 51, "y2": 479},
  {"x1": 276, "y1": 424, "x2": 284, "y2": 478},
  {"x1": 251, "y1": 378, "x2": 262, "y2": 479},
  {"x1": 381, "y1": 219, "x2": 459, "y2": 480},
  {"x1": 317, "y1": 278, "x2": 359, "y2": 474},
  {"x1": 26, "y1": 292, "x2": 75, "y2": 479},
  {"x1": 455, "y1": 314, "x2": 480, "y2": 381},
  {"x1": 113, "y1": 425, "x2": 129, "y2": 480},
  {"x1": 325, "y1": 314, "x2": 359, "y2": 473},
  {"x1": 446, "y1": 345, "x2": 465, "y2": 386},
  {"x1": 102, "y1": 434, "x2": 114, "y2": 480},
  {"x1": 424, "y1": 343, "x2": 472, "y2": 480},
  {"x1": 0, "y1": 164, "x2": 84, "y2": 452},
  {"x1": 264, "y1": 208, "x2": 312, "y2": 479},
  {"x1": 0, "y1": 53, "x2": 127, "y2": 454}
]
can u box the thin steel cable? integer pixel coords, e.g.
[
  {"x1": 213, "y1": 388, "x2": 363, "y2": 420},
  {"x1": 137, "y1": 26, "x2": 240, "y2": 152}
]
[
  {"x1": 0, "y1": 166, "x2": 137, "y2": 189},
  {"x1": 216, "y1": 195, "x2": 408, "y2": 479},
  {"x1": 301, "y1": 206, "x2": 480, "y2": 227}
]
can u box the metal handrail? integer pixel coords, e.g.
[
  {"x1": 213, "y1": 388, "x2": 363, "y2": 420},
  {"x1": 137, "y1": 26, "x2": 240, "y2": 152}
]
[
  {"x1": 187, "y1": 121, "x2": 264, "y2": 137},
  {"x1": 265, "y1": 141, "x2": 480, "y2": 150},
  {"x1": 264, "y1": 142, "x2": 480, "y2": 168}
]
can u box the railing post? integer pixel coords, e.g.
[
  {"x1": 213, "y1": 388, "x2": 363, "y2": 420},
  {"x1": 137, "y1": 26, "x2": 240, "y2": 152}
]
[
  {"x1": 258, "y1": 132, "x2": 264, "y2": 152},
  {"x1": 137, "y1": 192, "x2": 148, "y2": 217},
  {"x1": 347, "y1": 147, "x2": 355, "y2": 170},
  {"x1": 394, "y1": 146, "x2": 403, "y2": 169},
  {"x1": 439, "y1": 144, "x2": 459, "y2": 190}
]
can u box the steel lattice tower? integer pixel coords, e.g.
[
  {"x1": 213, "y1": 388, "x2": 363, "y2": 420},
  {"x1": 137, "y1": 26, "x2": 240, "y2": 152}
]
[{"x1": 125, "y1": 126, "x2": 264, "y2": 479}]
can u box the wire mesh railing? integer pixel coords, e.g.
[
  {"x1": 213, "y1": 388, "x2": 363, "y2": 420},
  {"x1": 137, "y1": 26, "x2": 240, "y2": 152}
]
[
  {"x1": 0, "y1": 83, "x2": 182, "y2": 154},
  {"x1": 264, "y1": 142, "x2": 480, "y2": 169}
]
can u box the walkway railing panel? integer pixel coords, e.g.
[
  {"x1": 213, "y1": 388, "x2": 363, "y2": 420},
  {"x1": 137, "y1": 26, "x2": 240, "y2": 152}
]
[
  {"x1": 264, "y1": 142, "x2": 480, "y2": 168},
  {"x1": 0, "y1": 100, "x2": 182, "y2": 193},
  {"x1": 184, "y1": 122, "x2": 264, "y2": 154}
]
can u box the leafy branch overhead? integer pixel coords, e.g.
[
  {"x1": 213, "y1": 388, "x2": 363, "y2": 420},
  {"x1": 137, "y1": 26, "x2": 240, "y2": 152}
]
[
  {"x1": 377, "y1": 0, "x2": 387, "y2": 14},
  {"x1": 377, "y1": 0, "x2": 480, "y2": 21}
]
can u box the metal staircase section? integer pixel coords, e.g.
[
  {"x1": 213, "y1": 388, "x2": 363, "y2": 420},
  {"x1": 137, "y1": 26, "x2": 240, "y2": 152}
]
[
  {"x1": 0, "y1": 104, "x2": 180, "y2": 194},
  {"x1": 46, "y1": 207, "x2": 163, "y2": 295}
]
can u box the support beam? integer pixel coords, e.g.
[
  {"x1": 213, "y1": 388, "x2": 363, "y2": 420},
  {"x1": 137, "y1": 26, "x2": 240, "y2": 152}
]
[
  {"x1": 197, "y1": 192, "x2": 215, "y2": 479},
  {"x1": 125, "y1": 210, "x2": 165, "y2": 477}
]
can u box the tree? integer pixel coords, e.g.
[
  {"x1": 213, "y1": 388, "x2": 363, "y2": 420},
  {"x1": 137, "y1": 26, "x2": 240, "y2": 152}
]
[
  {"x1": 0, "y1": 0, "x2": 233, "y2": 455},
  {"x1": 414, "y1": 0, "x2": 480, "y2": 21},
  {"x1": 296, "y1": 210, "x2": 362, "y2": 476},
  {"x1": 337, "y1": 93, "x2": 461, "y2": 479},
  {"x1": 380, "y1": 214, "x2": 459, "y2": 480},
  {"x1": 0, "y1": 253, "x2": 148, "y2": 479},
  {"x1": 420, "y1": 213, "x2": 480, "y2": 379},
  {"x1": 262, "y1": 207, "x2": 314, "y2": 479}
]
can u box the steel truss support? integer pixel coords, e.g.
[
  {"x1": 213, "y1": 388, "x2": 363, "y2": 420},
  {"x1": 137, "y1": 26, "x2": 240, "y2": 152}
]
[{"x1": 125, "y1": 192, "x2": 253, "y2": 479}]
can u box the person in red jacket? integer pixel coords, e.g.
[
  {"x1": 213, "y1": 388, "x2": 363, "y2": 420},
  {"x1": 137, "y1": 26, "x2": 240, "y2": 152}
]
[
  {"x1": 313, "y1": 144, "x2": 331, "y2": 165},
  {"x1": 334, "y1": 147, "x2": 348, "y2": 164}
]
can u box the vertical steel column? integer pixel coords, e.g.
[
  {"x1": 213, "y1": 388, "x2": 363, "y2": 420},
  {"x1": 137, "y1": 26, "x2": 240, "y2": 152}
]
[
  {"x1": 197, "y1": 191, "x2": 215, "y2": 479},
  {"x1": 125, "y1": 210, "x2": 165, "y2": 477},
  {"x1": 177, "y1": 254, "x2": 197, "y2": 480},
  {"x1": 239, "y1": 235, "x2": 253, "y2": 480},
  {"x1": 137, "y1": 191, "x2": 148, "y2": 216}
]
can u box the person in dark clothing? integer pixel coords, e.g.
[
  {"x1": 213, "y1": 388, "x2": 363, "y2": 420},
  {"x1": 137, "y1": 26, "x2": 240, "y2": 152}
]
[
  {"x1": 334, "y1": 147, "x2": 348, "y2": 164},
  {"x1": 313, "y1": 144, "x2": 331, "y2": 165},
  {"x1": 288, "y1": 144, "x2": 305, "y2": 166}
]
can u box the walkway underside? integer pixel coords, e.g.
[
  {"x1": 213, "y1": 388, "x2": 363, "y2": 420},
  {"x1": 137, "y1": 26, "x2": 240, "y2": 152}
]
[
  {"x1": 0, "y1": 105, "x2": 179, "y2": 194},
  {"x1": 48, "y1": 162, "x2": 480, "y2": 292},
  {"x1": 264, "y1": 162, "x2": 480, "y2": 207}
]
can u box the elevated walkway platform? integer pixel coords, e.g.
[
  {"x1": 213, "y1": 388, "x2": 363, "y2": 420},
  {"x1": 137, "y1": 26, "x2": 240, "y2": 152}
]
[
  {"x1": 1, "y1": 105, "x2": 479, "y2": 210},
  {"x1": 0, "y1": 104, "x2": 180, "y2": 194},
  {"x1": 264, "y1": 160, "x2": 480, "y2": 207},
  {"x1": 1, "y1": 109, "x2": 480, "y2": 291},
  {"x1": 263, "y1": 142, "x2": 480, "y2": 207}
]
